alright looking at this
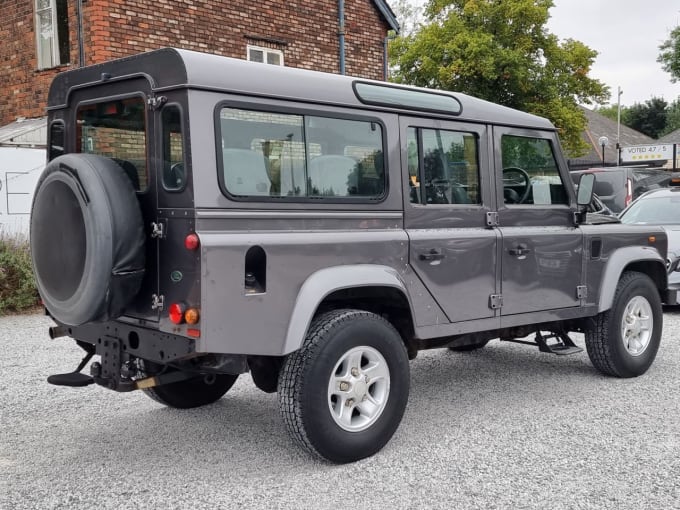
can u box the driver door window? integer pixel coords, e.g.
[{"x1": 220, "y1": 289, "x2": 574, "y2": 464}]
[{"x1": 501, "y1": 135, "x2": 568, "y2": 206}]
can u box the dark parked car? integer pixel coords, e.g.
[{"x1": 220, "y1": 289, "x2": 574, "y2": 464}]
[{"x1": 570, "y1": 167, "x2": 672, "y2": 213}]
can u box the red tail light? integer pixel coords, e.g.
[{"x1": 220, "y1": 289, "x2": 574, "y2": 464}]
[
  {"x1": 625, "y1": 178, "x2": 633, "y2": 207},
  {"x1": 184, "y1": 233, "x2": 200, "y2": 250},
  {"x1": 169, "y1": 303, "x2": 186, "y2": 324}
]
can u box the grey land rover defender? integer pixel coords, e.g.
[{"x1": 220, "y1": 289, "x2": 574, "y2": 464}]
[{"x1": 31, "y1": 48, "x2": 670, "y2": 463}]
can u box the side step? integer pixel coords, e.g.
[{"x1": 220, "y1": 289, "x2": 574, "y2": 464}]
[
  {"x1": 47, "y1": 372, "x2": 94, "y2": 387},
  {"x1": 534, "y1": 331, "x2": 583, "y2": 356},
  {"x1": 47, "y1": 340, "x2": 95, "y2": 387}
]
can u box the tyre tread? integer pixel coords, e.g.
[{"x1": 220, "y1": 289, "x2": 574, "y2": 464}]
[{"x1": 277, "y1": 309, "x2": 400, "y2": 460}]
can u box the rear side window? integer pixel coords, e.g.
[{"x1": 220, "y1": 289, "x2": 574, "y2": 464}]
[
  {"x1": 406, "y1": 126, "x2": 481, "y2": 205},
  {"x1": 76, "y1": 97, "x2": 147, "y2": 191},
  {"x1": 161, "y1": 105, "x2": 185, "y2": 191},
  {"x1": 218, "y1": 107, "x2": 385, "y2": 200}
]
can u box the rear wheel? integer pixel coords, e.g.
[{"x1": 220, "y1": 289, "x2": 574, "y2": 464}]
[
  {"x1": 140, "y1": 361, "x2": 238, "y2": 409},
  {"x1": 278, "y1": 309, "x2": 409, "y2": 463},
  {"x1": 585, "y1": 271, "x2": 662, "y2": 378}
]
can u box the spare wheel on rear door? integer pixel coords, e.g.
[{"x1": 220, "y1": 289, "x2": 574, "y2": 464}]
[{"x1": 30, "y1": 154, "x2": 146, "y2": 326}]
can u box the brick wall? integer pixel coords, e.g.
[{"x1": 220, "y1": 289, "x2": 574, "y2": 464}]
[{"x1": 0, "y1": 0, "x2": 390, "y2": 126}]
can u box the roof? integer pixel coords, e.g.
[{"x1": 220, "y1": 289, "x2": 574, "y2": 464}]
[
  {"x1": 0, "y1": 117, "x2": 47, "y2": 147},
  {"x1": 578, "y1": 107, "x2": 655, "y2": 164},
  {"x1": 660, "y1": 128, "x2": 680, "y2": 144},
  {"x1": 373, "y1": 0, "x2": 399, "y2": 33},
  {"x1": 49, "y1": 48, "x2": 554, "y2": 130}
]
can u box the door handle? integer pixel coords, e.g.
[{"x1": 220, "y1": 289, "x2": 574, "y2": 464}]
[
  {"x1": 509, "y1": 244, "x2": 531, "y2": 257},
  {"x1": 419, "y1": 249, "x2": 445, "y2": 261}
]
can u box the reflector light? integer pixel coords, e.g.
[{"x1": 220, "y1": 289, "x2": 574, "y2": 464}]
[
  {"x1": 169, "y1": 303, "x2": 185, "y2": 324},
  {"x1": 184, "y1": 233, "x2": 200, "y2": 250},
  {"x1": 185, "y1": 308, "x2": 200, "y2": 325},
  {"x1": 187, "y1": 328, "x2": 201, "y2": 338}
]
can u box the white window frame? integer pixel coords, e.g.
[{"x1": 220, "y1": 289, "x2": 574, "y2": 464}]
[
  {"x1": 35, "y1": 0, "x2": 62, "y2": 69},
  {"x1": 246, "y1": 45, "x2": 284, "y2": 66}
]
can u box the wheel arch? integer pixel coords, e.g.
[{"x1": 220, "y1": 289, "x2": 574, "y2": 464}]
[
  {"x1": 282, "y1": 265, "x2": 415, "y2": 355},
  {"x1": 597, "y1": 247, "x2": 667, "y2": 312}
]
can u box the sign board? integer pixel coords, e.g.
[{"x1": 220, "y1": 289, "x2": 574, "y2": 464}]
[
  {"x1": 620, "y1": 144, "x2": 674, "y2": 164},
  {"x1": 0, "y1": 147, "x2": 44, "y2": 236}
]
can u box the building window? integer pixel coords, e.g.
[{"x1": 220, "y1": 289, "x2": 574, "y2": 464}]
[
  {"x1": 35, "y1": 0, "x2": 69, "y2": 69},
  {"x1": 247, "y1": 45, "x2": 284, "y2": 66}
]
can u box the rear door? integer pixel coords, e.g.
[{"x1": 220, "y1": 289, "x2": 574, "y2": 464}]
[
  {"x1": 401, "y1": 117, "x2": 499, "y2": 323},
  {"x1": 493, "y1": 127, "x2": 583, "y2": 316},
  {"x1": 71, "y1": 79, "x2": 160, "y2": 321}
]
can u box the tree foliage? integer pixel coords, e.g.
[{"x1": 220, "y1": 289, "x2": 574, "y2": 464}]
[
  {"x1": 626, "y1": 97, "x2": 668, "y2": 139},
  {"x1": 658, "y1": 25, "x2": 680, "y2": 83},
  {"x1": 389, "y1": 0, "x2": 609, "y2": 156}
]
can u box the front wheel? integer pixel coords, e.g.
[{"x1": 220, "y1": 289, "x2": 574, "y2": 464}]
[
  {"x1": 585, "y1": 271, "x2": 662, "y2": 378},
  {"x1": 278, "y1": 309, "x2": 410, "y2": 463}
]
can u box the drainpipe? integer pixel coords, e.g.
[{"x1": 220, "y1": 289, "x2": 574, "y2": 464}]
[
  {"x1": 383, "y1": 36, "x2": 388, "y2": 80},
  {"x1": 76, "y1": 0, "x2": 85, "y2": 67},
  {"x1": 338, "y1": 0, "x2": 345, "y2": 75}
]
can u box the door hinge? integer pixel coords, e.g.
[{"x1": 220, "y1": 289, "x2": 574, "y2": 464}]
[
  {"x1": 486, "y1": 211, "x2": 499, "y2": 227},
  {"x1": 576, "y1": 285, "x2": 588, "y2": 300},
  {"x1": 489, "y1": 294, "x2": 503, "y2": 309},
  {"x1": 147, "y1": 95, "x2": 167, "y2": 110},
  {"x1": 151, "y1": 294, "x2": 165, "y2": 311},
  {"x1": 150, "y1": 221, "x2": 165, "y2": 239}
]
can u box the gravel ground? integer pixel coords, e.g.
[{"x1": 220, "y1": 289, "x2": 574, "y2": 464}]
[{"x1": 2, "y1": 312, "x2": 680, "y2": 510}]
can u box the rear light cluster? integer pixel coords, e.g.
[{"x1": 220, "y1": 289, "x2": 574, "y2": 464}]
[
  {"x1": 167, "y1": 232, "x2": 202, "y2": 336},
  {"x1": 625, "y1": 178, "x2": 633, "y2": 208},
  {"x1": 169, "y1": 302, "x2": 200, "y2": 325}
]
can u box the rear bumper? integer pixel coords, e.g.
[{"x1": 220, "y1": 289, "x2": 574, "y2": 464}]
[{"x1": 60, "y1": 319, "x2": 196, "y2": 364}]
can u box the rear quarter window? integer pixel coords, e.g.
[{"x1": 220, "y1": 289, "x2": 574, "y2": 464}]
[{"x1": 217, "y1": 107, "x2": 386, "y2": 201}]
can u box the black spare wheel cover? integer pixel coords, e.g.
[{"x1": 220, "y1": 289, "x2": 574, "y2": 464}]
[{"x1": 30, "y1": 154, "x2": 146, "y2": 326}]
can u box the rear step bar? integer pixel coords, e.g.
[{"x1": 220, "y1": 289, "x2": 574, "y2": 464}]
[{"x1": 47, "y1": 338, "x2": 195, "y2": 390}]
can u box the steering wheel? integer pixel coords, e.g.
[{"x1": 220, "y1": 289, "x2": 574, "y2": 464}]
[
  {"x1": 166, "y1": 162, "x2": 185, "y2": 189},
  {"x1": 502, "y1": 167, "x2": 531, "y2": 204}
]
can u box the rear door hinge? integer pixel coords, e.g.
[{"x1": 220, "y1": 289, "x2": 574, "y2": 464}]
[
  {"x1": 576, "y1": 285, "x2": 588, "y2": 300},
  {"x1": 150, "y1": 221, "x2": 165, "y2": 239},
  {"x1": 486, "y1": 211, "x2": 499, "y2": 227},
  {"x1": 151, "y1": 294, "x2": 165, "y2": 311},
  {"x1": 489, "y1": 294, "x2": 503, "y2": 309},
  {"x1": 147, "y1": 95, "x2": 167, "y2": 110}
]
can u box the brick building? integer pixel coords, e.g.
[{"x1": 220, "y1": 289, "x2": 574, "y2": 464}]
[{"x1": 0, "y1": 0, "x2": 399, "y2": 125}]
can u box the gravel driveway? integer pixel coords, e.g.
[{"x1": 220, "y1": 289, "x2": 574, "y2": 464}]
[{"x1": 2, "y1": 312, "x2": 679, "y2": 509}]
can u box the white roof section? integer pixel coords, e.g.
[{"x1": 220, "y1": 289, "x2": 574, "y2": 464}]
[{"x1": 0, "y1": 117, "x2": 47, "y2": 148}]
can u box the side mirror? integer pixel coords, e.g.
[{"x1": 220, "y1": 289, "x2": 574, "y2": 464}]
[{"x1": 577, "y1": 173, "x2": 595, "y2": 207}]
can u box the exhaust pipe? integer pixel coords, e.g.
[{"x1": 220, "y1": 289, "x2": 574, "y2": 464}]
[{"x1": 48, "y1": 326, "x2": 70, "y2": 339}]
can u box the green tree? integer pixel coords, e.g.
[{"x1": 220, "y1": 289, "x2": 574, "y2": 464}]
[
  {"x1": 389, "y1": 0, "x2": 609, "y2": 156},
  {"x1": 658, "y1": 25, "x2": 680, "y2": 82},
  {"x1": 626, "y1": 97, "x2": 668, "y2": 139},
  {"x1": 662, "y1": 98, "x2": 680, "y2": 136}
]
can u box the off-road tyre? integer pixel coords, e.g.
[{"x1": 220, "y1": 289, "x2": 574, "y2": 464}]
[
  {"x1": 30, "y1": 154, "x2": 145, "y2": 325},
  {"x1": 278, "y1": 309, "x2": 410, "y2": 463},
  {"x1": 140, "y1": 361, "x2": 238, "y2": 409},
  {"x1": 448, "y1": 340, "x2": 489, "y2": 352},
  {"x1": 585, "y1": 271, "x2": 662, "y2": 378}
]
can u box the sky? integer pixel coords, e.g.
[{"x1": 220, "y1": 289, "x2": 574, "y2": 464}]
[
  {"x1": 546, "y1": 0, "x2": 680, "y2": 107},
  {"x1": 403, "y1": 0, "x2": 680, "y2": 107}
]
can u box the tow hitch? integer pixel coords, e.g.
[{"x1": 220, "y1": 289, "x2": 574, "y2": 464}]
[{"x1": 47, "y1": 335, "x2": 194, "y2": 391}]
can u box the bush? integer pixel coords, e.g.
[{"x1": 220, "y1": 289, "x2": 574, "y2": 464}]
[{"x1": 0, "y1": 233, "x2": 40, "y2": 313}]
